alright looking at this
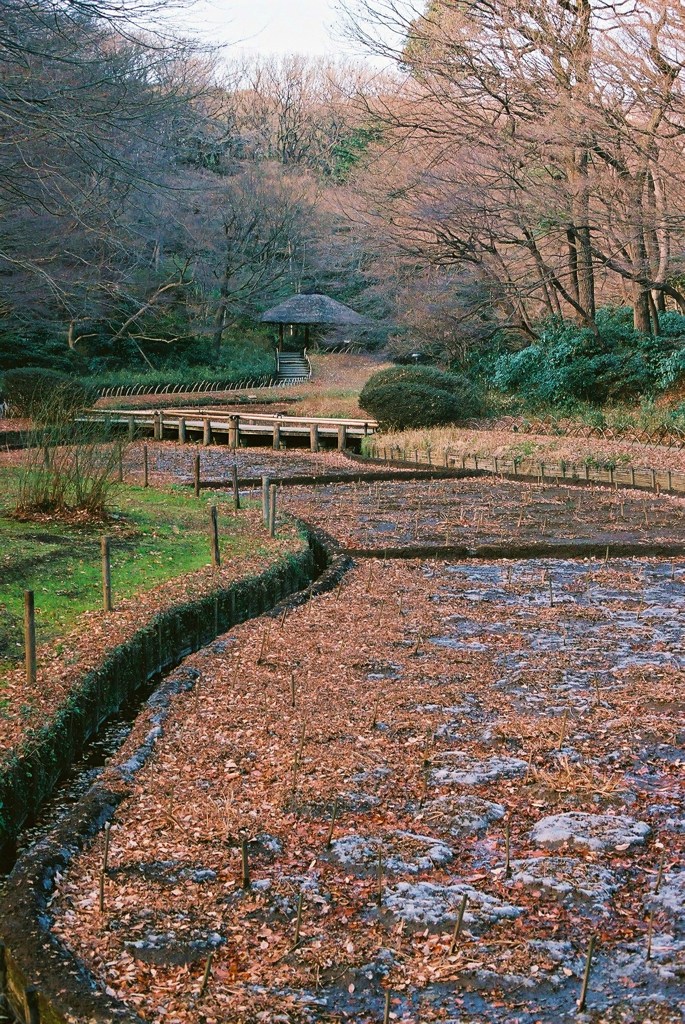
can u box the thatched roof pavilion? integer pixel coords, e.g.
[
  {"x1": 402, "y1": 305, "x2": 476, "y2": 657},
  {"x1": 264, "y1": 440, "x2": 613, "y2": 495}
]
[{"x1": 261, "y1": 293, "x2": 366, "y2": 348}]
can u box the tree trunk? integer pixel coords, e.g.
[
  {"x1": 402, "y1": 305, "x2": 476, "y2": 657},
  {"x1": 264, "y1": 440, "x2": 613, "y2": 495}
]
[
  {"x1": 572, "y1": 149, "x2": 596, "y2": 321},
  {"x1": 212, "y1": 278, "x2": 229, "y2": 359},
  {"x1": 633, "y1": 288, "x2": 651, "y2": 333}
]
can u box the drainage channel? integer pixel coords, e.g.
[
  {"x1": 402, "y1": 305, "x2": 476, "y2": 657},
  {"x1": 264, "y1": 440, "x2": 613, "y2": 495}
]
[{"x1": 0, "y1": 524, "x2": 349, "y2": 1024}]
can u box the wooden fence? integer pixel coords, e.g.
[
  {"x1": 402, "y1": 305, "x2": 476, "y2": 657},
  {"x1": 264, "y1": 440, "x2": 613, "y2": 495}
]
[{"x1": 365, "y1": 442, "x2": 685, "y2": 496}]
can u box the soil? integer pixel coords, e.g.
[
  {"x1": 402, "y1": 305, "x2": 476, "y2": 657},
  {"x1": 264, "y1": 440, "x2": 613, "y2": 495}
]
[
  {"x1": 44, "y1": 455, "x2": 685, "y2": 1024},
  {"x1": 284, "y1": 477, "x2": 685, "y2": 552}
]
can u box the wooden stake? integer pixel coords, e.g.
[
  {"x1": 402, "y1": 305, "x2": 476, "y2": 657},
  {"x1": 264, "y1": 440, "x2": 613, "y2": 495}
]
[
  {"x1": 383, "y1": 990, "x2": 391, "y2": 1024},
  {"x1": 376, "y1": 851, "x2": 383, "y2": 906},
  {"x1": 194, "y1": 450, "x2": 200, "y2": 497},
  {"x1": 143, "y1": 443, "x2": 149, "y2": 488},
  {"x1": 241, "y1": 838, "x2": 250, "y2": 889},
  {"x1": 257, "y1": 628, "x2": 269, "y2": 665},
  {"x1": 655, "y1": 848, "x2": 666, "y2": 894},
  {"x1": 505, "y1": 820, "x2": 512, "y2": 878},
  {"x1": 269, "y1": 484, "x2": 277, "y2": 537},
  {"x1": 646, "y1": 910, "x2": 654, "y2": 961},
  {"x1": 558, "y1": 708, "x2": 569, "y2": 750},
  {"x1": 294, "y1": 892, "x2": 304, "y2": 945},
  {"x1": 231, "y1": 464, "x2": 240, "y2": 511},
  {"x1": 199, "y1": 951, "x2": 213, "y2": 996},
  {"x1": 24, "y1": 590, "x2": 36, "y2": 687},
  {"x1": 577, "y1": 934, "x2": 596, "y2": 1011},
  {"x1": 101, "y1": 535, "x2": 112, "y2": 612},
  {"x1": 209, "y1": 505, "x2": 220, "y2": 567},
  {"x1": 262, "y1": 475, "x2": 270, "y2": 526},
  {"x1": 325, "y1": 799, "x2": 338, "y2": 849},
  {"x1": 98, "y1": 822, "x2": 111, "y2": 913},
  {"x1": 448, "y1": 893, "x2": 468, "y2": 955},
  {"x1": 290, "y1": 671, "x2": 297, "y2": 707}
]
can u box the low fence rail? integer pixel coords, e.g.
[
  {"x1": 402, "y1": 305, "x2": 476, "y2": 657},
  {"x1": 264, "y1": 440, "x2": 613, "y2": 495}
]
[
  {"x1": 365, "y1": 442, "x2": 685, "y2": 496},
  {"x1": 97, "y1": 374, "x2": 283, "y2": 399}
]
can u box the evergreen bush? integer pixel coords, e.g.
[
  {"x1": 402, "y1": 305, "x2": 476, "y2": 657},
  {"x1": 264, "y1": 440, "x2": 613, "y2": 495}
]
[{"x1": 360, "y1": 365, "x2": 483, "y2": 428}]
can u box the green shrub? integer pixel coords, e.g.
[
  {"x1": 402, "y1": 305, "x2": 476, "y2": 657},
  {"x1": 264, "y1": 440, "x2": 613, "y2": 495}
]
[
  {"x1": 491, "y1": 308, "x2": 685, "y2": 408},
  {"x1": 360, "y1": 366, "x2": 483, "y2": 428},
  {"x1": 3, "y1": 368, "x2": 94, "y2": 420}
]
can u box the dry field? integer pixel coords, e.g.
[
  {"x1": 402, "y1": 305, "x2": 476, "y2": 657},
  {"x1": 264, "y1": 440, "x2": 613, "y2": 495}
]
[
  {"x1": 284, "y1": 478, "x2": 685, "y2": 553},
  {"x1": 50, "y1": 538, "x2": 684, "y2": 1021}
]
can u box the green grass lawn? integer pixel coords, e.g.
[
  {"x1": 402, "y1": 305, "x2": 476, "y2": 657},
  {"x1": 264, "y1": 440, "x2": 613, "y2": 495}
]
[{"x1": 0, "y1": 468, "x2": 271, "y2": 664}]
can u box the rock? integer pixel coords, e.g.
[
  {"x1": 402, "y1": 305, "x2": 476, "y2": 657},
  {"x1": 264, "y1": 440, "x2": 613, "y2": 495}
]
[
  {"x1": 382, "y1": 881, "x2": 522, "y2": 932},
  {"x1": 508, "y1": 856, "x2": 618, "y2": 903},
  {"x1": 422, "y1": 795, "x2": 506, "y2": 835},
  {"x1": 329, "y1": 831, "x2": 453, "y2": 874},
  {"x1": 431, "y1": 754, "x2": 528, "y2": 787},
  {"x1": 530, "y1": 812, "x2": 651, "y2": 851}
]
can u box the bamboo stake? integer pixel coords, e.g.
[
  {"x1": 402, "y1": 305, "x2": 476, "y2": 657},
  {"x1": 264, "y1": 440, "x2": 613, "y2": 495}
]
[
  {"x1": 448, "y1": 893, "x2": 468, "y2": 955},
  {"x1": 98, "y1": 822, "x2": 111, "y2": 913},
  {"x1": 241, "y1": 838, "x2": 250, "y2": 889},
  {"x1": 325, "y1": 799, "x2": 338, "y2": 849},
  {"x1": 645, "y1": 911, "x2": 654, "y2": 961},
  {"x1": 199, "y1": 952, "x2": 213, "y2": 996},
  {"x1": 294, "y1": 893, "x2": 304, "y2": 945},
  {"x1": 577, "y1": 934, "x2": 596, "y2": 1011},
  {"x1": 376, "y1": 851, "x2": 383, "y2": 906}
]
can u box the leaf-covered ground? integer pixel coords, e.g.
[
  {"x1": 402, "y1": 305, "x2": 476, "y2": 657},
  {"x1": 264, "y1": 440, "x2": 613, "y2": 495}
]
[
  {"x1": 0, "y1": 500, "x2": 304, "y2": 766},
  {"x1": 284, "y1": 478, "x2": 685, "y2": 551},
  {"x1": 368, "y1": 425, "x2": 685, "y2": 476},
  {"x1": 51, "y1": 550, "x2": 684, "y2": 1023}
]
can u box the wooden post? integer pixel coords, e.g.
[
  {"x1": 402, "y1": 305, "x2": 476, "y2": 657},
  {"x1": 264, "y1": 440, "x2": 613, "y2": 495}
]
[
  {"x1": 101, "y1": 536, "x2": 112, "y2": 612},
  {"x1": 631, "y1": 466, "x2": 636, "y2": 488},
  {"x1": 24, "y1": 590, "x2": 36, "y2": 686},
  {"x1": 117, "y1": 445, "x2": 123, "y2": 482},
  {"x1": 231, "y1": 464, "x2": 240, "y2": 511},
  {"x1": 229, "y1": 415, "x2": 239, "y2": 449},
  {"x1": 143, "y1": 443, "x2": 149, "y2": 487},
  {"x1": 194, "y1": 451, "x2": 201, "y2": 497},
  {"x1": 152, "y1": 411, "x2": 160, "y2": 441},
  {"x1": 178, "y1": 417, "x2": 186, "y2": 443},
  {"x1": 310, "y1": 423, "x2": 320, "y2": 453},
  {"x1": 337, "y1": 424, "x2": 347, "y2": 451},
  {"x1": 272, "y1": 421, "x2": 281, "y2": 450},
  {"x1": 127, "y1": 415, "x2": 135, "y2": 441},
  {"x1": 203, "y1": 417, "x2": 211, "y2": 446},
  {"x1": 269, "y1": 485, "x2": 277, "y2": 537},
  {"x1": 262, "y1": 475, "x2": 271, "y2": 526},
  {"x1": 210, "y1": 506, "x2": 220, "y2": 567},
  {"x1": 668, "y1": 470, "x2": 673, "y2": 492},
  {"x1": 651, "y1": 468, "x2": 657, "y2": 491}
]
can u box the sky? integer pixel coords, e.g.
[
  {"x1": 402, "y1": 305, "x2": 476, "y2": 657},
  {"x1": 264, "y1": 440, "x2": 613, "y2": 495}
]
[{"x1": 182, "y1": 0, "x2": 358, "y2": 59}]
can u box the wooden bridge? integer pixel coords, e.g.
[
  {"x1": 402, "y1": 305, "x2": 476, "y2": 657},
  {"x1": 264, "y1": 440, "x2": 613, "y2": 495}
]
[{"x1": 82, "y1": 408, "x2": 379, "y2": 451}]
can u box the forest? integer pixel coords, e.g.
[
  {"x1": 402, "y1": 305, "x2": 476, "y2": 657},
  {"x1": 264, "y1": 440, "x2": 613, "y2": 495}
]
[{"x1": 3, "y1": 0, "x2": 685, "y2": 412}]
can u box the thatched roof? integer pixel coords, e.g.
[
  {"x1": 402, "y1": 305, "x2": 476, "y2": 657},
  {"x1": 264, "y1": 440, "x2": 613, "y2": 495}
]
[{"x1": 260, "y1": 294, "x2": 367, "y2": 327}]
